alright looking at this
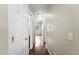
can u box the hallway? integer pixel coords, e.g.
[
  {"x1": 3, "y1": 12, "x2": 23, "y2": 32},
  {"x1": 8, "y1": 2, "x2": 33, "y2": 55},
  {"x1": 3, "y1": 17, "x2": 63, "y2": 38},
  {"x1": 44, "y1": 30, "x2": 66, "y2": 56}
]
[
  {"x1": 29, "y1": 36, "x2": 49, "y2": 55},
  {"x1": 8, "y1": 4, "x2": 79, "y2": 55}
]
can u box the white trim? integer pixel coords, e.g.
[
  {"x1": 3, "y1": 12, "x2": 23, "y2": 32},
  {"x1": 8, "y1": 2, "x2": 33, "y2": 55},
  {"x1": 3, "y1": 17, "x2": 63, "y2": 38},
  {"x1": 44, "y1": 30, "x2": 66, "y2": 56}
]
[
  {"x1": 45, "y1": 42, "x2": 51, "y2": 55},
  {"x1": 8, "y1": 4, "x2": 10, "y2": 55}
]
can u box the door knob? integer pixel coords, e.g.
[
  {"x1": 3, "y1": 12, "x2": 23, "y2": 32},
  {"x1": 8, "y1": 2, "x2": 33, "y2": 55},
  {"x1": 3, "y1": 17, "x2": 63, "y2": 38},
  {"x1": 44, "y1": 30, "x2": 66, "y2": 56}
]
[
  {"x1": 25, "y1": 37, "x2": 27, "y2": 40},
  {"x1": 12, "y1": 36, "x2": 14, "y2": 43}
]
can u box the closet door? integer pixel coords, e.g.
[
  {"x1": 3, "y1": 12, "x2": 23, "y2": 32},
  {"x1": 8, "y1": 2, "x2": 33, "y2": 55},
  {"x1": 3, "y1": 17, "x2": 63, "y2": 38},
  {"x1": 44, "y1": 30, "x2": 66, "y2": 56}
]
[
  {"x1": 8, "y1": 5, "x2": 18, "y2": 54},
  {"x1": 8, "y1": 5, "x2": 29, "y2": 55}
]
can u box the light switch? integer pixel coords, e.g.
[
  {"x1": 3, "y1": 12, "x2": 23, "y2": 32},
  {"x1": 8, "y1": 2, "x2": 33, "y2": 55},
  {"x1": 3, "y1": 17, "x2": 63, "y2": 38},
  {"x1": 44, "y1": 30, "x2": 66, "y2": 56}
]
[{"x1": 67, "y1": 32, "x2": 73, "y2": 41}]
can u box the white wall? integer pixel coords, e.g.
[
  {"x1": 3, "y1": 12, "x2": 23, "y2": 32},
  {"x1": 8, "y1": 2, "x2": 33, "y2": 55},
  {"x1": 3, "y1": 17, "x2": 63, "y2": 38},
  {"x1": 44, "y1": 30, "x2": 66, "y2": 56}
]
[
  {"x1": 46, "y1": 5, "x2": 79, "y2": 55},
  {"x1": 0, "y1": 5, "x2": 8, "y2": 54}
]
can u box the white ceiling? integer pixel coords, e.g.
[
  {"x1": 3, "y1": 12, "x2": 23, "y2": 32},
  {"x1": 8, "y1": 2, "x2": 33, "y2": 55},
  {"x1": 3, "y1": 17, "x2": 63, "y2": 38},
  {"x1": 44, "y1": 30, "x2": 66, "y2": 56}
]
[{"x1": 28, "y1": 4, "x2": 50, "y2": 13}]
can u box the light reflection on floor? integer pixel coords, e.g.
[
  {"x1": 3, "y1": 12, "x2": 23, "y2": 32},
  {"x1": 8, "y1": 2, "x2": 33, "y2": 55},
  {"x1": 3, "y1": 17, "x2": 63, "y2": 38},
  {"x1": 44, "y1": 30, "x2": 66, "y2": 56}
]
[
  {"x1": 29, "y1": 35, "x2": 49, "y2": 55},
  {"x1": 35, "y1": 36, "x2": 43, "y2": 48}
]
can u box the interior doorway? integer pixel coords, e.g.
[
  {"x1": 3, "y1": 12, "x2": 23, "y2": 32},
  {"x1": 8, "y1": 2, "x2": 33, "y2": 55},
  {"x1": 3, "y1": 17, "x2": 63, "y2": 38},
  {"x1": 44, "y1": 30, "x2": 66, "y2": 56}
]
[{"x1": 35, "y1": 21, "x2": 43, "y2": 47}]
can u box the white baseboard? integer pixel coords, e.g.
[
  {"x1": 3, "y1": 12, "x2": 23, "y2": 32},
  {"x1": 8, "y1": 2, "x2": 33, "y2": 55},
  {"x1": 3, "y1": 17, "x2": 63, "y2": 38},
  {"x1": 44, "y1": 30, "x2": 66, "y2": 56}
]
[{"x1": 46, "y1": 43, "x2": 51, "y2": 55}]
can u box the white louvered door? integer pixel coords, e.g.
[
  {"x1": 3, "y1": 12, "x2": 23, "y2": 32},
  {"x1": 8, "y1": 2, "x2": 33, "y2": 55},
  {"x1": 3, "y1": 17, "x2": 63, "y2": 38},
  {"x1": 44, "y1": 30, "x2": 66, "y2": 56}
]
[{"x1": 8, "y1": 4, "x2": 29, "y2": 55}]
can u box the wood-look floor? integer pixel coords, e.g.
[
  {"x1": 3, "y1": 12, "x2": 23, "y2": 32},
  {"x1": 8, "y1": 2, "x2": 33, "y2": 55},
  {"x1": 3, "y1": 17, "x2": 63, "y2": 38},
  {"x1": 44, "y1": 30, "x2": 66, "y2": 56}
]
[{"x1": 29, "y1": 42, "x2": 49, "y2": 55}]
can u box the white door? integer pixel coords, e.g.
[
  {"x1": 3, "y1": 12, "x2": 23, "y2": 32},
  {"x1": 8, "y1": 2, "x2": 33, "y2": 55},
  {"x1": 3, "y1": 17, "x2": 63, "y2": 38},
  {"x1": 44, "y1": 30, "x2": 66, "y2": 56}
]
[{"x1": 8, "y1": 5, "x2": 29, "y2": 55}]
